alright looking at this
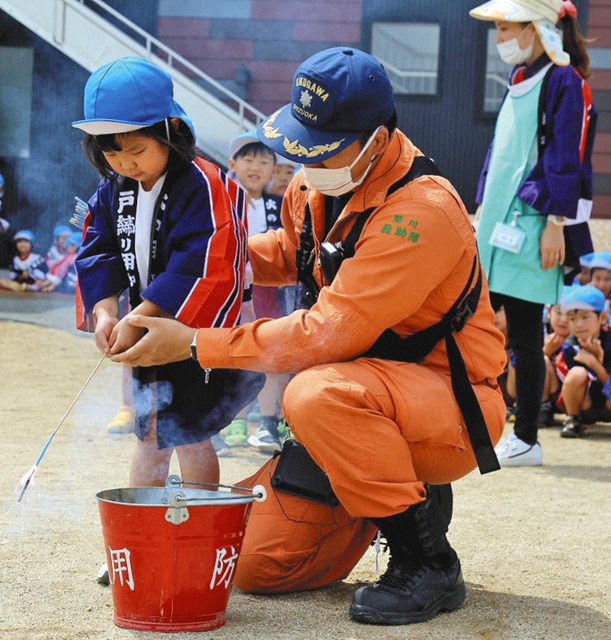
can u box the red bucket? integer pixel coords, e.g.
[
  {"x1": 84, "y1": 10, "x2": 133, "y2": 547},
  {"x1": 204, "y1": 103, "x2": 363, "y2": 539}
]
[{"x1": 96, "y1": 476, "x2": 266, "y2": 632}]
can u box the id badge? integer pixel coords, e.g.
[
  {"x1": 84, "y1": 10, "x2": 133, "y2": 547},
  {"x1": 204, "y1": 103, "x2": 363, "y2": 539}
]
[{"x1": 489, "y1": 218, "x2": 526, "y2": 254}]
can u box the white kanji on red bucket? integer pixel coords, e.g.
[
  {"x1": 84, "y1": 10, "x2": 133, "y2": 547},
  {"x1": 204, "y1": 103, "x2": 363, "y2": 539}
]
[
  {"x1": 209, "y1": 546, "x2": 239, "y2": 590},
  {"x1": 109, "y1": 547, "x2": 135, "y2": 591}
]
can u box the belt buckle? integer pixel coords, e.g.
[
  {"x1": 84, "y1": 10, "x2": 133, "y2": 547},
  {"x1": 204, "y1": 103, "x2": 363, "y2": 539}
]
[{"x1": 450, "y1": 300, "x2": 475, "y2": 332}]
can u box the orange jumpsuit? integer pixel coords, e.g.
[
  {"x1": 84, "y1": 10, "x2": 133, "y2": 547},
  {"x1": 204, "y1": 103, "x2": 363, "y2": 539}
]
[{"x1": 195, "y1": 130, "x2": 507, "y2": 593}]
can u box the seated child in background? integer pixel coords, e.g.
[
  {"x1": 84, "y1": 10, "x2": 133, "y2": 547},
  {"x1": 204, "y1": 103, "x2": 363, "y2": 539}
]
[
  {"x1": 222, "y1": 132, "x2": 289, "y2": 452},
  {"x1": 588, "y1": 252, "x2": 611, "y2": 319},
  {"x1": 539, "y1": 290, "x2": 572, "y2": 426},
  {"x1": 267, "y1": 154, "x2": 298, "y2": 197},
  {"x1": 268, "y1": 154, "x2": 301, "y2": 313},
  {"x1": 574, "y1": 252, "x2": 593, "y2": 286},
  {"x1": 556, "y1": 286, "x2": 611, "y2": 438},
  {"x1": 0, "y1": 230, "x2": 49, "y2": 291},
  {"x1": 44, "y1": 231, "x2": 81, "y2": 293},
  {"x1": 46, "y1": 224, "x2": 71, "y2": 268}
]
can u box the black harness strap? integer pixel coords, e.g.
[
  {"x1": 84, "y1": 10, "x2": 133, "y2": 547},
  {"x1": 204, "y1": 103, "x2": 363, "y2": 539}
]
[
  {"x1": 295, "y1": 156, "x2": 500, "y2": 475},
  {"x1": 343, "y1": 156, "x2": 442, "y2": 260},
  {"x1": 296, "y1": 156, "x2": 443, "y2": 305}
]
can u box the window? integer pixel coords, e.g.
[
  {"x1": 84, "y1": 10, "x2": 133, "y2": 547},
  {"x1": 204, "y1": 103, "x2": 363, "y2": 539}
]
[
  {"x1": 371, "y1": 23, "x2": 440, "y2": 96},
  {"x1": 484, "y1": 28, "x2": 512, "y2": 113},
  {"x1": 0, "y1": 47, "x2": 33, "y2": 158}
]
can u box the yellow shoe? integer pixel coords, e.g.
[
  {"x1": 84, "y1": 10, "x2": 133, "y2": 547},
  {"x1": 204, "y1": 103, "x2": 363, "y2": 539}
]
[{"x1": 107, "y1": 407, "x2": 135, "y2": 434}]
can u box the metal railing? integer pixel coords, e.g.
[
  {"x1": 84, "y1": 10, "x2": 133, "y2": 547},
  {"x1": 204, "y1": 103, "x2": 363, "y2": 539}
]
[
  {"x1": 376, "y1": 56, "x2": 437, "y2": 95},
  {"x1": 74, "y1": 0, "x2": 265, "y2": 127}
]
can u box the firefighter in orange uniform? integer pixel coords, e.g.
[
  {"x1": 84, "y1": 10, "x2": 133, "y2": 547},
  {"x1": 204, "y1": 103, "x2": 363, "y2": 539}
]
[{"x1": 113, "y1": 47, "x2": 507, "y2": 626}]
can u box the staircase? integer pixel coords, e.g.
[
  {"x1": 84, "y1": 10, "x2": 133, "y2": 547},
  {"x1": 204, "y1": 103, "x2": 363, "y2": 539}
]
[{"x1": 0, "y1": 0, "x2": 265, "y2": 164}]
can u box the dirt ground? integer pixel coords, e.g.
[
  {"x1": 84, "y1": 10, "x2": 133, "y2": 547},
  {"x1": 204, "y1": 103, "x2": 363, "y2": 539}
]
[{"x1": 1, "y1": 320, "x2": 610, "y2": 640}]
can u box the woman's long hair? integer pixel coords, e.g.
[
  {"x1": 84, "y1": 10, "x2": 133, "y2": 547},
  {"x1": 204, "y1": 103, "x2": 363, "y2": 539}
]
[{"x1": 561, "y1": 12, "x2": 591, "y2": 79}]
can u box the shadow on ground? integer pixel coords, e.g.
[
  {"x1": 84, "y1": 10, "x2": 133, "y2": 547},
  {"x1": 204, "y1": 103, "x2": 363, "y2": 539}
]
[{"x1": 228, "y1": 582, "x2": 610, "y2": 640}]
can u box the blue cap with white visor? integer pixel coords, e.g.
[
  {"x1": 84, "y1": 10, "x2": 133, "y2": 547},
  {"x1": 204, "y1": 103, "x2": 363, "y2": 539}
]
[{"x1": 72, "y1": 57, "x2": 195, "y2": 138}]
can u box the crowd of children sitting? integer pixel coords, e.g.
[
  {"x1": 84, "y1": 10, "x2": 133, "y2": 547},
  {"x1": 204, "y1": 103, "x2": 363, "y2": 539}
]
[
  {"x1": 0, "y1": 222, "x2": 81, "y2": 293},
  {"x1": 501, "y1": 251, "x2": 611, "y2": 439}
]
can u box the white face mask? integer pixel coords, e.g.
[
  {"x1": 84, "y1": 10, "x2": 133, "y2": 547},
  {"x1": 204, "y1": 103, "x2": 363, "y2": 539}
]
[
  {"x1": 496, "y1": 25, "x2": 534, "y2": 65},
  {"x1": 302, "y1": 128, "x2": 380, "y2": 197}
]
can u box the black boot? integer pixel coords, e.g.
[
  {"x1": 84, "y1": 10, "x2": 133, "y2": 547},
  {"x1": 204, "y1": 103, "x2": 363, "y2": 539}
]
[{"x1": 350, "y1": 488, "x2": 465, "y2": 625}]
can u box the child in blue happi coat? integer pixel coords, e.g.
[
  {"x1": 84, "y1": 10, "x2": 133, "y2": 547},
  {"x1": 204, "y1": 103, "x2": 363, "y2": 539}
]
[{"x1": 73, "y1": 57, "x2": 264, "y2": 489}]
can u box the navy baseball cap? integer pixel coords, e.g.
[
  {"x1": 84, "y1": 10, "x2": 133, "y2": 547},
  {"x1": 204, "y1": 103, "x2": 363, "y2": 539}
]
[
  {"x1": 257, "y1": 47, "x2": 395, "y2": 164},
  {"x1": 562, "y1": 285, "x2": 606, "y2": 313},
  {"x1": 72, "y1": 57, "x2": 194, "y2": 138}
]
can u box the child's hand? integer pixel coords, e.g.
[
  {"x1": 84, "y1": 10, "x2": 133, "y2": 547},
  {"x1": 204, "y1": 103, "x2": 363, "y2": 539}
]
[
  {"x1": 109, "y1": 316, "x2": 146, "y2": 355},
  {"x1": 544, "y1": 332, "x2": 564, "y2": 357},
  {"x1": 94, "y1": 310, "x2": 118, "y2": 355},
  {"x1": 577, "y1": 335, "x2": 604, "y2": 362}
]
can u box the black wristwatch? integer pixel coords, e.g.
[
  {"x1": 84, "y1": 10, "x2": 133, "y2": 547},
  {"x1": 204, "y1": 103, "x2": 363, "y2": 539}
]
[{"x1": 190, "y1": 332, "x2": 198, "y2": 361}]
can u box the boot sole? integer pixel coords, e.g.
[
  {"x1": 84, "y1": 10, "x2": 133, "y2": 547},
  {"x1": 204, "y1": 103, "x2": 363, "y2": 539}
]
[{"x1": 349, "y1": 581, "x2": 466, "y2": 625}]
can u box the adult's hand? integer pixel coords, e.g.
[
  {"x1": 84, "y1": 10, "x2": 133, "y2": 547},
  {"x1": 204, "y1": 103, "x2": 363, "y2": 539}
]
[
  {"x1": 540, "y1": 220, "x2": 565, "y2": 270},
  {"x1": 109, "y1": 315, "x2": 146, "y2": 355},
  {"x1": 110, "y1": 315, "x2": 195, "y2": 366}
]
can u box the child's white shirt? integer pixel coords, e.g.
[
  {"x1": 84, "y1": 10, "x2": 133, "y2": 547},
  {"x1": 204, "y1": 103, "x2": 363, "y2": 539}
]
[
  {"x1": 247, "y1": 197, "x2": 268, "y2": 237},
  {"x1": 135, "y1": 174, "x2": 166, "y2": 292}
]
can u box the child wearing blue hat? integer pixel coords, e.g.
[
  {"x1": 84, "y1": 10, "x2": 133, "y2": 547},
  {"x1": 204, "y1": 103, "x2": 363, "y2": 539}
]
[
  {"x1": 222, "y1": 132, "x2": 288, "y2": 451},
  {"x1": 41, "y1": 231, "x2": 82, "y2": 293},
  {"x1": 0, "y1": 230, "x2": 49, "y2": 292},
  {"x1": 589, "y1": 252, "x2": 611, "y2": 318},
  {"x1": 72, "y1": 58, "x2": 264, "y2": 494},
  {"x1": 46, "y1": 224, "x2": 72, "y2": 269},
  {"x1": 555, "y1": 285, "x2": 611, "y2": 437},
  {"x1": 537, "y1": 286, "x2": 573, "y2": 425}
]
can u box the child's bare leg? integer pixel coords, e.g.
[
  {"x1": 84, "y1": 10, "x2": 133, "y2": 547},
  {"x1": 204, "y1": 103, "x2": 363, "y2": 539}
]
[
  {"x1": 542, "y1": 356, "x2": 555, "y2": 401},
  {"x1": 129, "y1": 417, "x2": 172, "y2": 486},
  {"x1": 176, "y1": 439, "x2": 220, "y2": 487},
  {"x1": 0, "y1": 278, "x2": 25, "y2": 291},
  {"x1": 562, "y1": 367, "x2": 590, "y2": 415},
  {"x1": 259, "y1": 374, "x2": 289, "y2": 416},
  {"x1": 122, "y1": 366, "x2": 133, "y2": 407}
]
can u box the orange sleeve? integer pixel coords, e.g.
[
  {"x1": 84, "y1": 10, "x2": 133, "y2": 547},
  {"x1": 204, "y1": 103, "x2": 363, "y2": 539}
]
[{"x1": 196, "y1": 187, "x2": 465, "y2": 374}]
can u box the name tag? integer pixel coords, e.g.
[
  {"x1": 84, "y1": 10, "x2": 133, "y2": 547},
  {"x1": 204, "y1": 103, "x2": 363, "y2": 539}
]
[{"x1": 489, "y1": 221, "x2": 526, "y2": 254}]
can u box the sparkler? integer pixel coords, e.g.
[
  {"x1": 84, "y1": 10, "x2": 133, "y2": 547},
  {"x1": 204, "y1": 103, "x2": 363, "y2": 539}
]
[
  {"x1": 70, "y1": 196, "x2": 89, "y2": 230},
  {"x1": 16, "y1": 354, "x2": 106, "y2": 502}
]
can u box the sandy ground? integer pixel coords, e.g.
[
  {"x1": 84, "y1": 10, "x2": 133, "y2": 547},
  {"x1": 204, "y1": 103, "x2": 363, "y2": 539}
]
[{"x1": 1, "y1": 320, "x2": 610, "y2": 640}]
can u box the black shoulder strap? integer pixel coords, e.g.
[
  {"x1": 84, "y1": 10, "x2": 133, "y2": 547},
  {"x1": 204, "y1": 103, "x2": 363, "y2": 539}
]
[
  {"x1": 296, "y1": 156, "x2": 443, "y2": 306},
  {"x1": 295, "y1": 202, "x2": 319, "y2": 308},
  {"x1": 537, "y1": 64, "x2": 557, "y2": 157},
  {"x1": 342, "y1": 156, "x2": 443, "y2": 259}
]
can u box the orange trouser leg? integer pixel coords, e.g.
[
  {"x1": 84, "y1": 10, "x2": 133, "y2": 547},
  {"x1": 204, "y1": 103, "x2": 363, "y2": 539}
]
[
  {"x1": 235, "y1": 457, "x2": 377, "y2": 594},
  {"x1": 235, "y1": 359, "x2": 505, "y2": 594},
  {"x1": 283, "y1": 359, "x2": 505, "y2": 518}
]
